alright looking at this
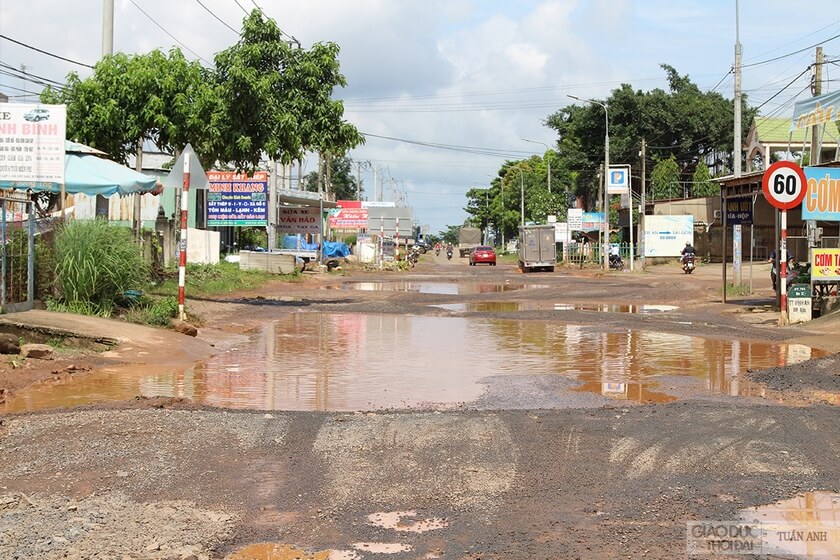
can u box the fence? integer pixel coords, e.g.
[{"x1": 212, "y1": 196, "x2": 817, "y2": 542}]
[
  {"x1": 560, "y1": 242, "x2": 635, "y2": 266},
  {"x1": 1, "y1": 196, "x2": 36, "y2": 313}
]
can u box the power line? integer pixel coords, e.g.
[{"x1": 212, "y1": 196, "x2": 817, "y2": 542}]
[
  {"x1": 128, "y1": 0, "x2": 214, "y2": 66},
  {"x1": 742, "y1": 31, "x2": 840, "y2": 69},
  {"x1": 248, "y1": 1, "x2": 301, "y2": 47},
  {"x1": 0, "y1": 34, "x2": 94, "y2": 69},
  {"x1": 194, "y1": 0, "x2": 239, "y2": 34},
  {"x1": 362, "y1": 132, "x2": 534, "y2": 159},
  {"x1": 233, "y1": 0, "x2": 249, "y2": 14}
]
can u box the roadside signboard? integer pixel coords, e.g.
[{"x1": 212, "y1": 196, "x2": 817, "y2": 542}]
[
  {"x1": 810, "y1": 248, "x2": 840, "y2": 282},
  {"x1": 581, "y1": 212, "x2": 605, "y2": 231},
  {"x1": 0, "y1": 102, "x2": 66, "y2": 184},
  {"x1": 642, "y1": 215, "x2": 693, "y2": 257},
  {"x1": 607, "y1": 165, "x2": 630, "y2": 195},
  {"x1": 725, "y1": 196, "x2": 753, "y2": 225},
  {"x1": 567, "y1": 208, "x2": 583, "y2": 230},
  {"x1": 207, "y1": 171, "x2": 268, "y2": 226},
  {"x1": 277, "y1": 206, "x2": 320, "y2": 235},
  {"x1": 329, "y1": 207, "x2": 368, "y2": 230},
  {"x1": 762, "y1": 161, "x2": 807, "y2": 211},
  {"x1": 554, "y1": 221, "x2": 568, "y2": 243},
  {"x1": 802, "y1": 167, "x2": 840, "y2": 220}
]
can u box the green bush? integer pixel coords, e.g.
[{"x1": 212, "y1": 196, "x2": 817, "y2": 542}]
[{"x1": 54, "y1": 219, "x2": 150, "y2": 311}]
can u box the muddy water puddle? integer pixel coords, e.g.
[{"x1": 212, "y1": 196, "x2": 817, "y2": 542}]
[
  {"x1": 327, "y1": 281, "x2": 546, "y2": 294},
  {"x1": 435, "y1": 301, "x2": 679, "y2": 313},
  {"x1": 738, "y1": 492, "x2": 840, "y2": 558},
  {"x1": 2, "y1": 313, "x2": 826, "y2": 413}
]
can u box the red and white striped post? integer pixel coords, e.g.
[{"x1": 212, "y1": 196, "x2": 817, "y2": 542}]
[
  {"x1": 379, "y1": 216, "x2": 384, "y2": 265},
  {"x1": 780, "y1": 210, "x2": 788, "y2": 322},
  {"x1": 395, "y1": 217, "x2": 400, "y2": 260},
  {"x1": 178, "y1": 153, "x2": 190, "y2": 320}
]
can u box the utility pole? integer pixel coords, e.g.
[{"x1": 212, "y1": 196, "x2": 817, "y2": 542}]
[
  {"x1": 731, "y1": 0, "x2": 743, "y2": 288},
  {"x1": 640, "y1": 138, "x2": 646, "y2": 269},
  {"x1": 807, "y1": 46, "x2": 823, "y2": 253},
  {"x1": 520, "y1": 170, "x2": 525, "y2": 227},
  {"x1": 356, "y1": 160, "x2": 362, "y2": 201},
  {"x1": 102, "y1": 0, "x2": 114, "y2": 56}
]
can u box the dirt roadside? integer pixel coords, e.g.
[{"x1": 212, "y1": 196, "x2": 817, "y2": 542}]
[{"x1": 0, "y1": 256, "x2": 838, "y2": 559}]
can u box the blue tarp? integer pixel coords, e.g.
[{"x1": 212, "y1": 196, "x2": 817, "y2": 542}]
[
  {"x1": 0, "y1": 141, "x2": 159, "y2": 196},
  {"x1": 282, "y1": 235, "x2": 319, "y2": 251},
  {"x1": 323, "y1": 241, "x2": 350, "y2": 258}
]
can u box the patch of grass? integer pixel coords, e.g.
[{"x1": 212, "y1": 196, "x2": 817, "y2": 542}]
[
  {"x1": 149, "y1": 261, "x2": 296, "y2": 298},
  {"x1": 724, "y1": 282, "x2": 752, "y2": 296},
  {"x1": 46, "y1": 298, "x2": 112, "y2": 317},
  {"x1": 122, "y1": 296, "x2": 180, "y2": 327}
]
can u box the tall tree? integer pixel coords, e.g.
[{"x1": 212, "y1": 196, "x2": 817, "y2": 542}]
[
  {"x1": 691, "y1": 161, "x2": 718, "y2": 197},
  {"x1": 650, "y1": 155, "x2": 681, "y2": 200},
  {"x1": 42, "y1": 49, "x2": 211, "y2": 164},
  {"x1": 302, "y1": 156, "x2": 361, "y2": 200},
  {"x1": 212, "y1": 10, "x2": 363, "y2": 171}
]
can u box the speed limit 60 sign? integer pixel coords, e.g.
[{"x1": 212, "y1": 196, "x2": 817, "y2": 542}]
[{"x1": 762, "y1": 161, "x2": 807, "y2": 210}]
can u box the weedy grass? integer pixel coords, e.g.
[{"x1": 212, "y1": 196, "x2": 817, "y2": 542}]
[{"x1": 150, "y1": 261, "x2": 295, "y2": 298}]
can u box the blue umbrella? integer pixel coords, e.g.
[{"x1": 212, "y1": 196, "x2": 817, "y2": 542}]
[{"x1": 0, "y1": 140, "x2": 159, "y2": 196}]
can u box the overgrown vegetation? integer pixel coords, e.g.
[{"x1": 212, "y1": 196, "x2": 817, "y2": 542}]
[
  {"x1": 53, "y1": 219, "x2": 149, "y2": 315},
  {"x1": 150, "y1": 261, "x2": 290, "y2": 298}
]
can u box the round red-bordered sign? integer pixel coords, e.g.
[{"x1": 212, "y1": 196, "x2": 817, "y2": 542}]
[{"x1": 762, "y1": 161, "x2": 807, "y2": 210}]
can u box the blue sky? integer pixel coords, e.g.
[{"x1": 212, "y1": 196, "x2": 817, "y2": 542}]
[{"x1": 2, "y1": 1, "x2": 839, "y2": 233}]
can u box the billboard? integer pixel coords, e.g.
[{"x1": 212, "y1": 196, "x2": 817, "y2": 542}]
[
  {"x1": 802, "y1": 167, "x2": 840, "y2": 221},
  {"x1": 643, "y1": 215, "x2": 693, "y2": 257},
  {"x1": 581, "y1": 212, "x2": 605, "y2": 231},
  {"x1": 329, "y1": 207, "x2": 368, "y2": 230},
  {"x1": 811, "y1": 248, "x2": 840, "y2": 282},
  {"x1": 726, "y1": 196, "x2": 753, "y2": 225},
  {"x1": 206, "y1": 171, "x2": 268, "y2": 226},
  {"x1": 567, "y1": 208, "x2": 583, "y2": 230},
  {"x1": 277, "y1": 206, "x2": 320, "y2": 235},
  {"x1": 0, "y1": 103, "x2": 66, "y2": 184}
]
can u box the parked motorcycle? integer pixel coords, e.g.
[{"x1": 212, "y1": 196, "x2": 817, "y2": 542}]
[
  {"x1": 608, "y1": 254, "x2": 624, "y2": 270},
  {"x1": 681, "y1": 253, "x2": 696, "y2": 274}
]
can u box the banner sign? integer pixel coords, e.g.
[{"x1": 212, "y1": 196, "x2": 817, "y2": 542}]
[
  {"x1": 581, "y1": 212, "x2": 605, "y2": 231},
  {"x1": 811, "y1": 248, "x2": 840, "y2": 282},
  {"x1": 643, "y1": 215, "x2": 693, "y2": 257},
  {"x1": 554, "y1": 222, "x2": 568, "y2": 243},
  {"x1": 607, "y1": 165, "x2": 630, "y2": 195},
  {"x1": 726, "y1": 196, "x2": 753, "y2": 225},
  {"x1": 329, "y1": 207, "x2": 368, "y2": 229},
  {"x1": 802, "y1": 167, "x2": 840, "y2": 221},
  {"x1": 206, "y1": 171, "x2": 268, "y2": 226},
  {"x1": 791, "y1": 90, "x2": 840, "y2": 132},
  {"x1": 567, "y1": 208, "x2": 583, "y2": 230},
  {"x1": 0, "y1": 103, "x2": 66, "y2": 184},
  {"x1": 362, "y1": 201, "x2": 395, "y2": 208},
  {"x1": 277, "y1": 206, "x2": 320, "y2": 235}
]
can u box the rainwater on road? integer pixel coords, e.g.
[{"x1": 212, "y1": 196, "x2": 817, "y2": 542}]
[{"x1": 3, "y1": 310, "x2": 826, "y2": 413}]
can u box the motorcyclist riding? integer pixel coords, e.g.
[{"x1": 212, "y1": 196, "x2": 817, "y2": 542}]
[
  {"x1": 446, "y1": 243, "x2": 454, "y2": 260},
  {"x1": 680, "y1": 242, "x2": 696, "y2": 264}
]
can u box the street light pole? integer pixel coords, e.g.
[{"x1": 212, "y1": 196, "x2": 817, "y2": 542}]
[
  {"x1": 568, "y1": 95, "x2": 609, "y2": 271},
  {"x1": 522, "y1": 138, "x2": 551, "y2": 193}
]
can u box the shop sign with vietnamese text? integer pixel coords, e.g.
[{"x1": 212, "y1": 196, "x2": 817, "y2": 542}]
[{"x1": 206, "y1": 171, "x2": 268, "y2": 226}]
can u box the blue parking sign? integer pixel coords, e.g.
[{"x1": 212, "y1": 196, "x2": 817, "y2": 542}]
[{"x1": 608, "y1": 166, "x2": 629, "y2": 194}]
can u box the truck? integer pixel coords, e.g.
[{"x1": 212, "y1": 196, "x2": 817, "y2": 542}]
[
  {"x1": 458, "y1": 226, "x2": 482, "y2": 258},
  {"x1": 518, "y1": 224, "x2": 556, "y2": 272}
]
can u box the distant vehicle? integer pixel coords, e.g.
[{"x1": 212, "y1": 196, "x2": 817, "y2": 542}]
[
  {"x1": 458, "y1": 226, "x2": 482, "y2": 258},
  {"x1": 413, "y1": 238, "x2": 430, "y2": 254},
  {"x1": 518, "y1": 225, "x2": 556, "y2": 272},
  {"x1": 469, "y1": 246, "x2": 496, "y2": 266},
  {"x1": 23, "y1": 108, "x2": 50, "y2": 122}
]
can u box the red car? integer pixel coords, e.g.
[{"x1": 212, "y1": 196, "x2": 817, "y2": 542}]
[{"x1": 469, "y1": 246, "x2": 497, "y2": 266}]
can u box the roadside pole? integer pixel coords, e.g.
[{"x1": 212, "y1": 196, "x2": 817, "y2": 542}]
[
  {"x1": 379, "y1": 217, "x2": 384, "y2": 267},
  {"x1": 780, "y1": 210, "x2": 788, "y2": 324},
  {"x1": 761, "y1": 161, "x2": 806, "y2": 326},
  {"x1": 395, "y1": 217, "x2": 400, "y2": 261},
  {"x1": 178, "y1": 153, "x2": 190, "y2": 321}
]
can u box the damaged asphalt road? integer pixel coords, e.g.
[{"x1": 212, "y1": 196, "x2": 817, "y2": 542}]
[{"x1": 1, "y1": 258, "x2": 839, "y2": 559}]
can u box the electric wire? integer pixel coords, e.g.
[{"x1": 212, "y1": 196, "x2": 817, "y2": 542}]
[
  {"x1": 128, "y1": 0, "x2": 214, "y2": 66},
  {"x1": 0, "y1": 34, "x2": 94, "y2": 69},
  {"x1": 194, "y1": 0, "x2": 239, "y2": 34},
  {"x1": 233, "y1": 0, "x2": 249, "y2": 15},
  {"x1": 742, "y1": 31, "x2": 840, "y2": 69}
]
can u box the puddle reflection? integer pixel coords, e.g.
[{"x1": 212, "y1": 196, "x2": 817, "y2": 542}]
[
  {"x1": 742, "y1": 492, "x2": 840, "y2": 558},
  {"x1": 2, "y1": 314, "x2": 826, "y2": 413},
  {"x1": 435, "y1": 302, "x2": 679, "y2": 313},
  {"x1": 329, "y1": 282, "x2": 546, "y2": 294}
]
